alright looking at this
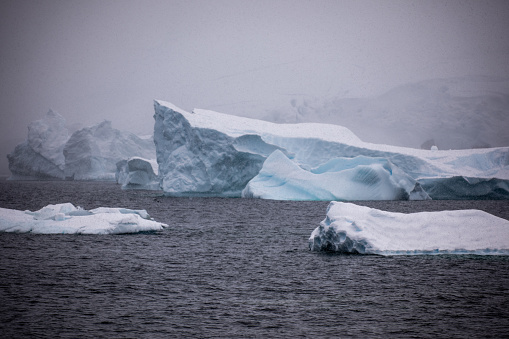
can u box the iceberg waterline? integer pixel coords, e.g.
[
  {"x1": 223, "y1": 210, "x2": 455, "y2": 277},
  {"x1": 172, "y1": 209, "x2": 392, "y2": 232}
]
[
  {"x1": 0, "y1": 203, "x2": 167, "y2": 234},
  {"x1": 309, "y1": 202, "x2": 509, "y2": 255},
  {"x1": 154, "y1": 100, "x2": 509, "y2": 200}
]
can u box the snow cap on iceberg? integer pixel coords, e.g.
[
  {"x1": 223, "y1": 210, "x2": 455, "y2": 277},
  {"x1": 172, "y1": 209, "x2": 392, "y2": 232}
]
[
  {"x1": 309, "y1": 202, "x2": 509, "y2": 255},
  {"x1": 0, "y1": 203, "x2": 167, "y2": 234}
]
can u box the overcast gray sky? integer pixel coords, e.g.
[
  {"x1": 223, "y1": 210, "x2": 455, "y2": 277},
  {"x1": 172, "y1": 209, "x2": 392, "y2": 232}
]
[{"x1": 1, "y1": 0, "x2": 509, "y2": 175}]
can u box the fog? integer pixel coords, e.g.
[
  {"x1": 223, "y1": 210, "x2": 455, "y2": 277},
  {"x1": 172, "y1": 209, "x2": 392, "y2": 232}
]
[{"x1": 1, "y1": 0, "x2": 509, "y2": 175}]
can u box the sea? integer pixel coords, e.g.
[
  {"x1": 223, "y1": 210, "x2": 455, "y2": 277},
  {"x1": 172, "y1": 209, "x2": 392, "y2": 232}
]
[{"x1": 1, "y1": 179, "x2": 508, "y2": 338}]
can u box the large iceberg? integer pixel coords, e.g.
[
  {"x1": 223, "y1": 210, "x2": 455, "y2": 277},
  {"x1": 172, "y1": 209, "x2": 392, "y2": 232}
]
[
  {"x1": 242, "y1": 151, "x2": 430, "y2": 200},
  {"x1": 154, "y1": 100, "x2": 509, "y2": 200},
  {"x1": 7, "y1": 110, "x2": 69, "y2": 180},
  {"x1": 7, "y1": 113, "x2": 157, "y2": 181},
  {"x1": 64, "y1": 121, "x2": 156, "y2": 180},
  {"x1": 116, "y1": 157, "x2": 160, "y2": 190},
  {"x1": 0, "y1": 203, "x2": 167, "y2": 234},
  {"x1": 154, "y1": 101, "x2": 265, "y2": 196},
  {"x1": 309, "y1": 202, "x2": 509, "y2": 255}
]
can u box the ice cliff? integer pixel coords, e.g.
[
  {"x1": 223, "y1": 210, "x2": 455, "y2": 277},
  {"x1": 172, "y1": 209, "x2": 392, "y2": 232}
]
[
  {"x1": 153, "y1": 101, "x2": 265, "y2": 196},
  {"x1": 153, "y1": 100, "x2": 509, "y2": 200},
  {"x1": 8, "y1": 114, "x2": 156, "y2": 181},
  {"x1": 309, "y1": 202, "x2": 509, "y2": 255}
]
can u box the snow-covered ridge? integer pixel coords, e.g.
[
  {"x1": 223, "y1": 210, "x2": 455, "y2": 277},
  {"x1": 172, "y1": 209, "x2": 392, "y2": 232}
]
[
  {"x1": 309, "y1": 202, "x2": 509, "y2": 255},
  {"x1": 0, "y1": 203, "x2": 167, "y2": 234},
  {"x1": 154, "y1": 100, "x2": 509, "y2": 199}
]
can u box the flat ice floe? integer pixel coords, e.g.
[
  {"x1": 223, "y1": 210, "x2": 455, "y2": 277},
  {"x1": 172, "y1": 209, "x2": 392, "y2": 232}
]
[
  {"x1": 309, "y1": 202, "x2": 509, "y2": 255},
  {"x1": 0, "y1": 203, "x2": 167, "y2": 234}
]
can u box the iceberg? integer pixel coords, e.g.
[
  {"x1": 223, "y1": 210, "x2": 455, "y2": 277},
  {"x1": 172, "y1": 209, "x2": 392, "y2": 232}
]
[
  {"x1": 154, "y1": 100, "x2": 509, "y2": 200},
  {"x1": 154, "y1": 101, "x2": 265, "y2": 196},
  {"x1": 64, "y1": 121, "x2": 157, "y2": 180},
  {"x1": 309, "y1": 202, "x2": 509, "y2": 255},
  {"x1": 7, "y1": 110, "x2": 69, "y2": 180},
  {"x1": 116, "y1": 157, "x2": 160, "y2": 190},
  {"x1": 8, "y1": 113, "x2": 157, "y2": 181},
  {"x1": 242, "y1": 151, "x2": 430, "y2": 200},
  {"x1": 0, "y1": 203, "x2": 167, "y2": 234}
]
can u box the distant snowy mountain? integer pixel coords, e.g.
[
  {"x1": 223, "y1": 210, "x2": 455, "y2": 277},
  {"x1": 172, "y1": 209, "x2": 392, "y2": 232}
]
[{"x1": 263, "y1": 76, "x2": 509, "y2": 150}]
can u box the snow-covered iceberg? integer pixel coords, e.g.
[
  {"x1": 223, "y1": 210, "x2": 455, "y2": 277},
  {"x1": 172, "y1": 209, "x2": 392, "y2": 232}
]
[
  {"x1": 309, "y1": 202, "x2": 509, "y2": 255},
  {"x1": 116, "y1": 157, "x2": 160, "y2": 190},
  {"x1": 0, "y1": 203, "x2": 167, "y2": 234},
  {"x1": 154, "y1": 100, "x2": 509, "y2": 200},
  {"x1": 7, "y1": 110, "x2": 69, "y2": 180},
  {"x1": 242, "y1": 151, "x2": 430, "y2": 200}
]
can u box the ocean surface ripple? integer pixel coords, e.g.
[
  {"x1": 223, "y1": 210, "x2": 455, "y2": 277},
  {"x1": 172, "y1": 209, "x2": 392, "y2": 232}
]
[{"x1": 1, "y1": 180, "x2": 508, "y2": 338}]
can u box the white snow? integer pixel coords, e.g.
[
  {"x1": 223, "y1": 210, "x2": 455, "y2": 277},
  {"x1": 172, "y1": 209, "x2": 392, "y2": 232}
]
[
  {"x1": 154, "y1": 100, "x2": 509, "y2": 199},
  {"x1": 242, "y1": 151, "x2": 430, "y2": 200},
  {"x1": 116, "y1": 157, "x2": 160, "y2": 190},
  {"x1": 309, "y1": 202, "x2": 509, "y2": 255},
  {"x1": 0, "y1": 203, "x2": 167, "y2": 234}
]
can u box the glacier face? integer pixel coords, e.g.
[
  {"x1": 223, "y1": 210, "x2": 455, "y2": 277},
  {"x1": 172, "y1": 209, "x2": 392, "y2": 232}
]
[
  {"x1": 309, "y1": 202, "x2": 509, "y2": 255},
  {"x1": 8, "y1": 113, "x2": 156, "y2": 181},
  {"x1": 154, "y1": 100, "x2": 509, "y2": 200},
  {"x1": 116, "y1": 157, "x2": 160, "y2": 190},
  {"x1": 7, "y1": 110, "x2": 69, "y2": 179},
  {"x1": 0, "y1": 203, "x2": 167, "y2": 234}
]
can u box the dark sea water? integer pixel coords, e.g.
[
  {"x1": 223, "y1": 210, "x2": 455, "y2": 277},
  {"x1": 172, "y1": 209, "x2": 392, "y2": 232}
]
[{"x1": 1, "y1": 180, "x2": 509, "y2": 338}]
